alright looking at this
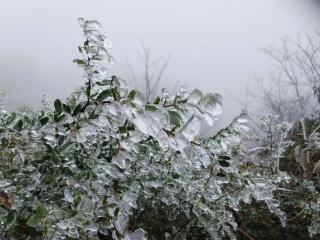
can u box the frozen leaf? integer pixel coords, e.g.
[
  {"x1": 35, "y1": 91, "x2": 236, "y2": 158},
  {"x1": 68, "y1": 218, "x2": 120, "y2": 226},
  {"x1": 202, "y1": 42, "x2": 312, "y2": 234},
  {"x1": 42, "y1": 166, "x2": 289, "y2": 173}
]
[
  {"x1": 201, "y1": 93, "x2": 222, "y2": 117},
  {"x1": 115, "y1": 212, "x2": 129, "y2": 234},
  {"x1": 64, "y1": 188, "x2": 74, "y2": 203},
  {"x1": 0, "y1": 180, "x2": 11, "y2": 188},
  {"x1": 78, "y1": 198, "x2": 94, "y2": 214},
  {"x1": 179, "y1": 115, "x2": 202, "y2": 142},
  {"x1": 188, "y1": 89, "x2": 202, "y2": 105},
  {"x1": 26, "y1": 215, "x2": 41, "y2": 227},
  {"x1": 125, "y1": 228, "x2": 147, "y2": 240}
]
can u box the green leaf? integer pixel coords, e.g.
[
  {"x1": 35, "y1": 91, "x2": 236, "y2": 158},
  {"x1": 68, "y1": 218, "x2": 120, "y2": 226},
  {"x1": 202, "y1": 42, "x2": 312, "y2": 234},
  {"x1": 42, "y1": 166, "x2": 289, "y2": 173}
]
[
  {"x1": 51, "y1": 151, "x2": 61, "y2": 163},
  {"x1": 57, "y1": 135, "x2": 66, "y2": 146},
  {"x1": 26, "y1": 215, "x2": 41, "y2": 227},
  {"x1": 72, "y1": 103, "x2": 83, "y2": 116},
  {"x1": 6, "y1": 113, "x2": 16, "y2": 125},
  {"x1": 145, "y1": 105, "x2": 157, "y2": 112},
  {"x1": 74, "y1": 193, "x2": 82, "y2": 207},
  {"x1": 111, "y1": 87, "x2": 119, "y2": 101},
  {"x1": 86, "y1": 84, "x2": 91, "y2": 97},
  {"x1": 43, "y1": 225, "x2": 49, "y2": 235},
  {"x1": 39, "y1": 116, "x2": 49, "y2": 126},
  {"x1": 23, "y1": 116, "x2": 32, "y2": 125},
  {"x1": 89, "y1": 113, "x2": 99, "y2": 120},
  {"x1": 219, "y1": 155, "x2": 231, "y2": 160},
  {"x1": 108, "y1": 203, "x2": 118, "y2": 208},
  {"x1": 219, "y1": 160, "x2": 230, "y2": 167},
  {"x1": 5, "y1": 211, "x2": 16, "y2": 226},
  {"x1": 80, "y1": 102, "x2": 89, "y2": 113},
  {"x1": 169, "y1": 111, "x2": 182, "y2": 127},
  {"x1": 37, "y1": 204, "x2": 47, "y2": 219},
  {"x1": 114, "y1": 207, "x2": 120, "y2": 217},
  {"x1": 119, "y1": 126, "x2": 127, "y2": 134},
  {"x1": 73, "y1": 59, "x2": 86, "y2": 65},
  {"x1": 11, "y1": 225, "x2": 27, "y2": 236},
  {"x1": 62, "y1": 103, "x2": 71, "y2": 114},
  {"x1": 96, "y1": 89, "x2": 112, "y2": 102},
  {"x1": 153, "y1": 96, "x2": 161, "y2": 104},
  {"x1": 54, "y1": 99, "x2": 63, "y2": 115},
  {"x1": 128, "y1": 90, "x2": 136, "y2": 101},
  {"x1": 172, "y1": 172, "x2": 180, "y2": 179},
  {"x1": 54, "y1": 113, "x2": 66, "y2": 122},
  {"x1": 59, "y1": 141, "x2": 74, "y2": 152},
  {"x1": 216, "y1": 171, "x2": 226, "y2": 177},
  {"x1": 96, "y1": 80, "x2": 111, "y2": 86},
  {"x1": 165, "y1": 176, "x2": 175, "y2": 183},
  {"x1": 14, "y1": 119, "x2": 23, "y2": 130}
]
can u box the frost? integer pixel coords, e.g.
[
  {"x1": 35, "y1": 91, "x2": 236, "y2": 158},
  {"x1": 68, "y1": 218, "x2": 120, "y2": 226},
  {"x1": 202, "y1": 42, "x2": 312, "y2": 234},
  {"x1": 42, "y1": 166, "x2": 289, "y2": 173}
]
[
  {"x1": 0, "y1": 180, "x2": 11, "y2": 188},
  {"x1": 64, "y1": 188, "x2": 74, "y2": 203}
]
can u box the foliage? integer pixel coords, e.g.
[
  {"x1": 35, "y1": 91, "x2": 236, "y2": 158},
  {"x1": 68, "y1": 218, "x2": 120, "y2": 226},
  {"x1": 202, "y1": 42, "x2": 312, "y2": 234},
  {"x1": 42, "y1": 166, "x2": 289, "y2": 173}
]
[
  {"x1": 231, "y1": 32, "x2": 320, "y2": 239},
  {"x1": 0, "y1": 19, "x2": 289, "y2": 240},
  {"x1": 235, "y1": 113, "x2": 320, "y2": 239}
]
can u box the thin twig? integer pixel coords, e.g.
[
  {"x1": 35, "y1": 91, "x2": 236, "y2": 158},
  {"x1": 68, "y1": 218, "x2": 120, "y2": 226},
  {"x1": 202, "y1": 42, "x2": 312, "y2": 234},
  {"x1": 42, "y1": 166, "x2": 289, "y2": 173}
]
[
  {"x1": 287, "y1": 208, "x2": 306, "y2": 222},
  {"x1": 238, "y1": 228, "x2": 255, "y2": 240}
]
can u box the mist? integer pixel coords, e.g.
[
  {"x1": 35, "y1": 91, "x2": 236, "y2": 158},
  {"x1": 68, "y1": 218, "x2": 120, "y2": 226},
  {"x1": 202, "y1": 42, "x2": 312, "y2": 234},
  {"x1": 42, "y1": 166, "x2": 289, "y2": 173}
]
[{"x1": 1, "y1": 0, "x2": 320, "y2": 123}]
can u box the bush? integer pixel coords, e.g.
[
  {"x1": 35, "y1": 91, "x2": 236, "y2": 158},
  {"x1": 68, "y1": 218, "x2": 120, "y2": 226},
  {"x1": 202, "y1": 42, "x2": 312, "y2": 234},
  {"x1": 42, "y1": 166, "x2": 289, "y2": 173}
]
[{"x1": 0, "y1": 19, "x2": 288, "y2": 240}]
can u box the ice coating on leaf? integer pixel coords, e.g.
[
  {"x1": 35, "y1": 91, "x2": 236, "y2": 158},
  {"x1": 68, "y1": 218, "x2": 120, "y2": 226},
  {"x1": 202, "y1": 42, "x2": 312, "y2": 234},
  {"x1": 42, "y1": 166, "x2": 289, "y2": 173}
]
[
  {"x1": 236, "y1": 113, "x2": 248, "y2": 124},
  {"x1": 130, "y1": 110, "x2": 169, "y2": 150},
  {"x1": 122, "y1": 187, "x2": 140, "y2": 209},
  {"x1": 78, "y1": 198, "x2": 94, "y2": 214},
  {"x1": 80, "y1": 19, "x2": 101, "y2": 31},
  {"x1": 57, "y1": 220, "x2": 68, "y2": 231},
  {"x1": 115, "y1": 212, "x2": 129, "y2": 234},
  {"x1": 64, "y1": 188, "x2": 74, "y2": 203},
  {"x1": 0, "y1": 180, "x2": 11, "y2": 188},
  {"x1": 132, "y1": 91, "x2": 145, "y2": 108},
  {"x1": 178, "y1": 115, "x2": 202, "y2": 142},
  {"x1": 57, "y1": 220, "x2": 80, "y2": 238},
  {"x1": 75, "y1": 18, "x2": 114, "y2": 82},
  {"x1": 84, "y1": 221, "x2": 98, "y2": 233},
  {"x1": 124, "y1": 228, "x2": 147, "y2": 240},
  {"x1": 130, "y1": 113, "x2": 152, "y2": 135},
  {"x1": 0, "y1": 89, "x2": 7, "y2": 111},
  {"x1": 67, "y1": 226, "x2": 80, "y2": 238},
  {"x1": 41, "y1": 91, "x2": 51, "y2": 110},
  {"x1": 188, "y1": 89, "x2": 202, "y2": 105},
  {"x1": 112, "y1": 150, "x2": 131, "y2": 169},
  {"x1": 202, "y1": 93, "x2": 222, "y2": 117}
]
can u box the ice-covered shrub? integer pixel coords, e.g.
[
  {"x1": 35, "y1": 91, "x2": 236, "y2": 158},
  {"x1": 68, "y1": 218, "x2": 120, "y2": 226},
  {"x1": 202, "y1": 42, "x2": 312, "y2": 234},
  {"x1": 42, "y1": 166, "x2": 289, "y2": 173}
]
[
  {"x1": 0, "y1": 19, "x2": 287, "y2": 240},
  {"x1": 235, "y1": 113, "x2": 320, "y2": 239}
]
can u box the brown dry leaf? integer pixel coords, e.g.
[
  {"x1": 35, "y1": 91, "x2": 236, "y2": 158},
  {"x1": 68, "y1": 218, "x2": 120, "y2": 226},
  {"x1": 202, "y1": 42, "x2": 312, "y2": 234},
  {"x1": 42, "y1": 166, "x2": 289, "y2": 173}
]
[{"x1": 0, "y1": 192, "x2": 12, "y2": 209}]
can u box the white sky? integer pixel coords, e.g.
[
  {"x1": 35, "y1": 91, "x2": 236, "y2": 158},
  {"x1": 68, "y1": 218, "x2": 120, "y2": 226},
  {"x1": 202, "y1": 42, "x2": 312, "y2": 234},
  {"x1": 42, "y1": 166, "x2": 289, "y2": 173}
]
[{"x1": 0, "y1": 0, "x2": 320, "y2": 122}]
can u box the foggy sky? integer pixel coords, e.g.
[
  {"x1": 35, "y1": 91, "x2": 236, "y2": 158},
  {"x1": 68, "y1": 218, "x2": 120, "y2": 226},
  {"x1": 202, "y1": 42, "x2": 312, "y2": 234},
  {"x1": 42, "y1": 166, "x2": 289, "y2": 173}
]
[{"x1": 1, "y1": 0, "x2": 320, "y2": 122}]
